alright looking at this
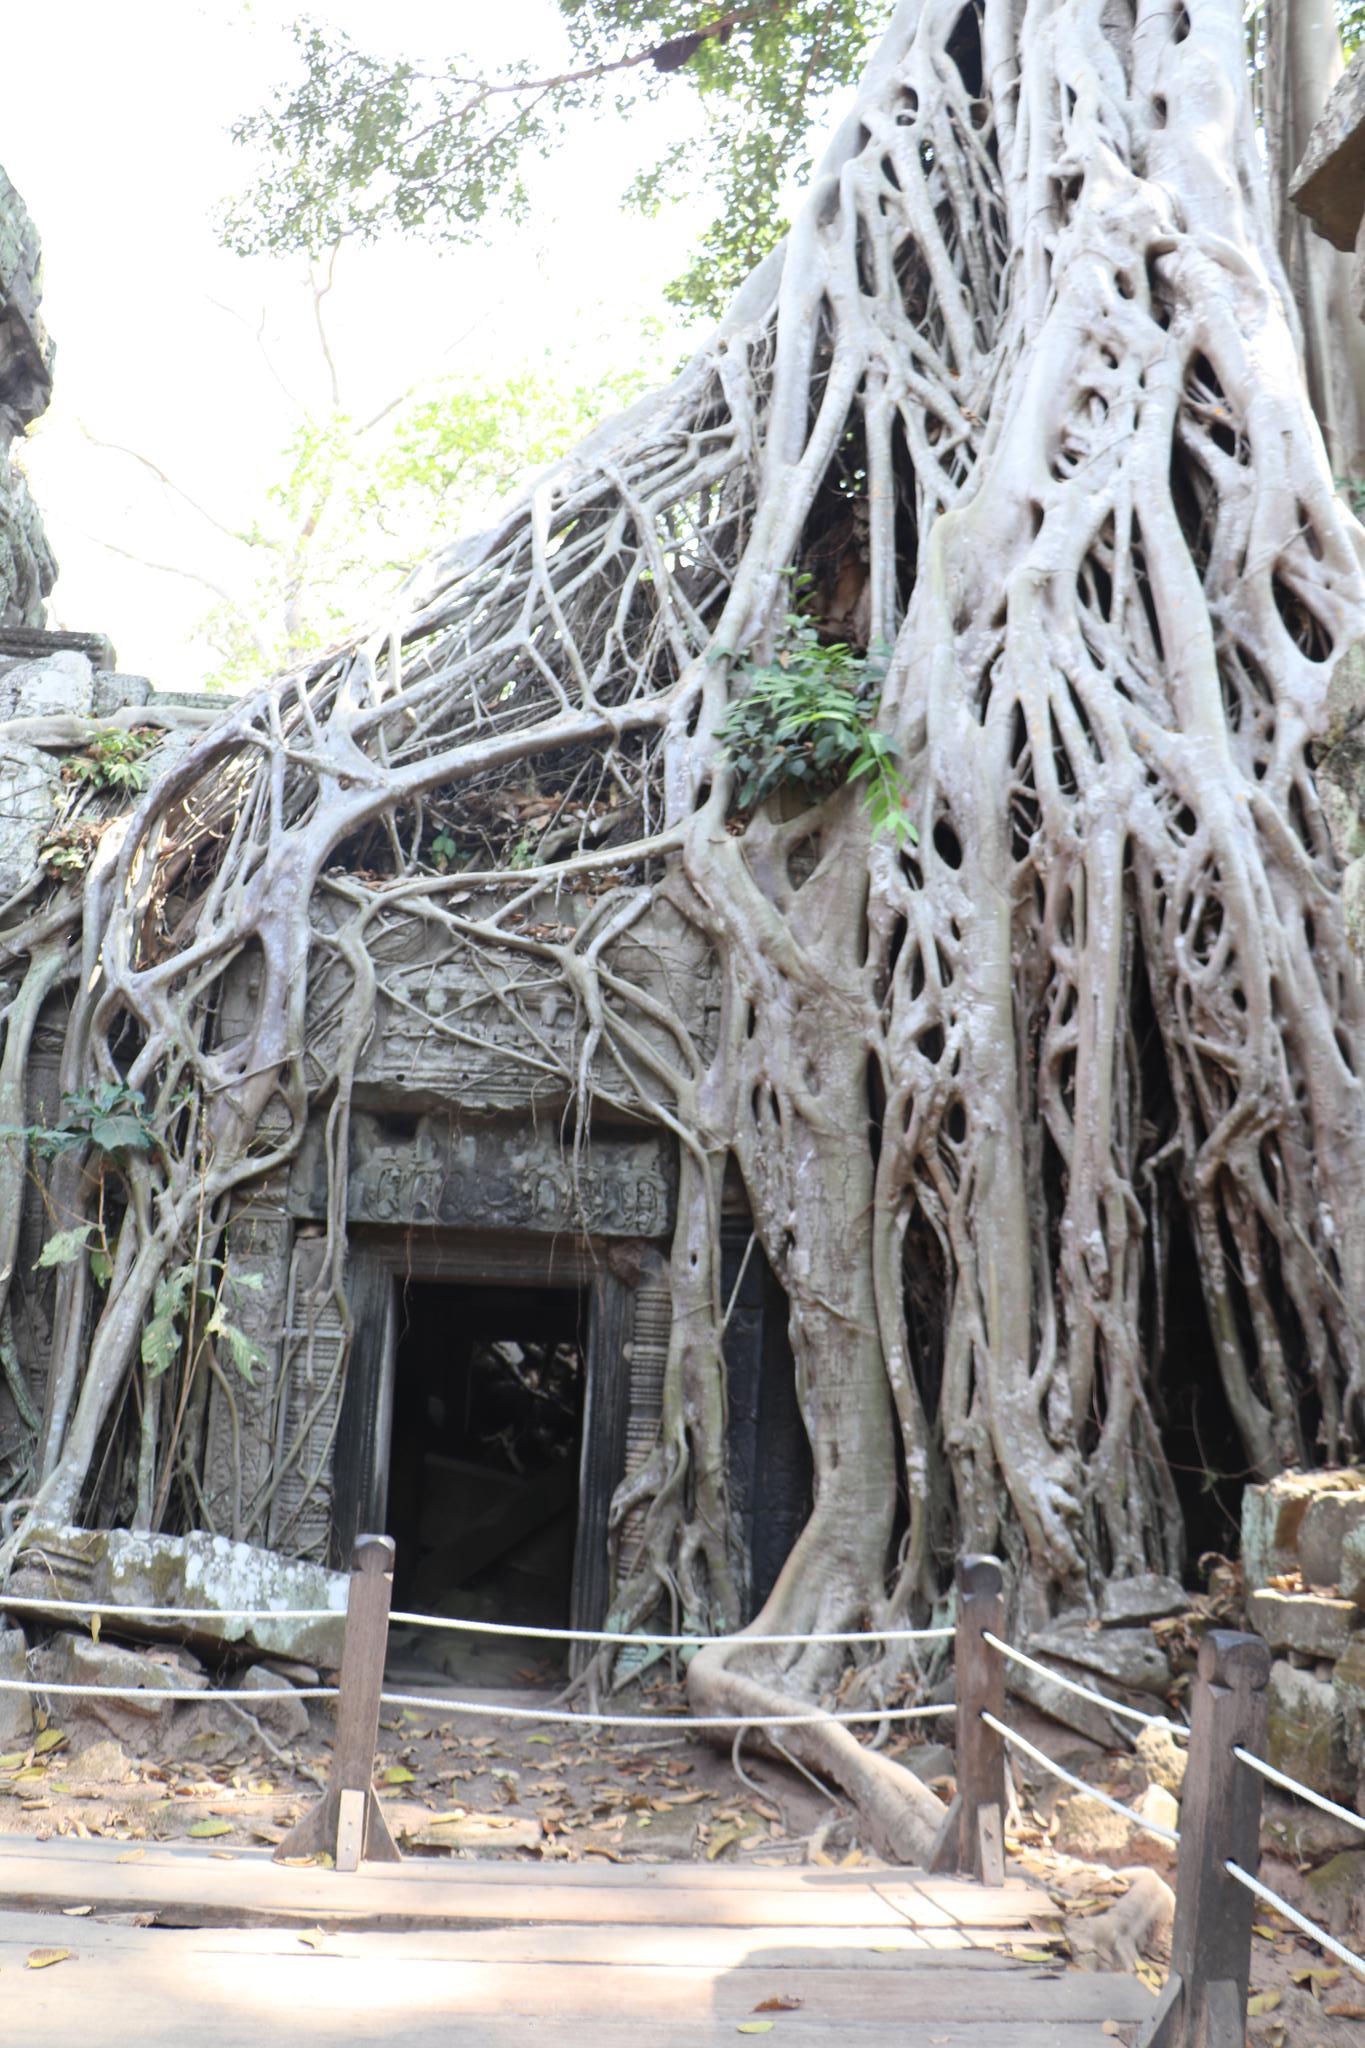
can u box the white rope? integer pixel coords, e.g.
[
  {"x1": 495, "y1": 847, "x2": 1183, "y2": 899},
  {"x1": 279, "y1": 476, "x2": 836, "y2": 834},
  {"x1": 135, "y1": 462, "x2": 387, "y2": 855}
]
[
  {"x1": 0, "y1": 1597, "x2": 337, "y2": 1623},
  {"x1": 982, "y1": 1632, "x2": 1188, "y2": 1738},
  {"x1": 389, "y1": 1612, "x2": 957, "y2": 1649},
  {"x1": 1233, "y1": 1747, "x2": 1365, "y2": 1839},
  {"x1": 0, "y1": 1592, "x2": 956, "y2": 1654},
  {"x1": 380, "y1": 1691, "x2": 956, "y2": 1730},
  {"x1": 1224, "y1": 1861, "x2": 1365, "y2": 1982},
  {"x1": 980, "y1": 1709, "x2": 1180, "y2": 1846},
  {"x1": 0, "y1": 1677, "x2": 337, "y2": 1703}
]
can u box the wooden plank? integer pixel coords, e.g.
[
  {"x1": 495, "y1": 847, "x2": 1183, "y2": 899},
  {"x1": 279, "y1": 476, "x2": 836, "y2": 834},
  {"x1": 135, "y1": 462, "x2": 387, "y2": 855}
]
[
  {"x1": 0, "y1": 1913, "x2": 1155, "y2": 2025},
  {"x1": 0, "y1": 1838, "x2": 1053, "y2": 1932},
  {"x1": 0, "y1": 1910, "x2": 1034, "y2": 1966}
]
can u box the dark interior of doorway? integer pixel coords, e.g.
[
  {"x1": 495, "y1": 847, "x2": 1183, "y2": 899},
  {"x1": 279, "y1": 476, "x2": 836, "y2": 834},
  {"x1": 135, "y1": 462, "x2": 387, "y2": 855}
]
[
  {"x1": 1154, "y1": 1212, "x2": 1253, "y2": 1575},
  {"x1": 386, "y1": 1281, "x2": 587, "y2": 1679}
]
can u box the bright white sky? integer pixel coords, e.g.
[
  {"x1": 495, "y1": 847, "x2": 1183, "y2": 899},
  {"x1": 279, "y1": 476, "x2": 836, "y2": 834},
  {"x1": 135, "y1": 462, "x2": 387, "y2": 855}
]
[{"x1": 3, "y1": 1, "x2": 713, "y2": 685}]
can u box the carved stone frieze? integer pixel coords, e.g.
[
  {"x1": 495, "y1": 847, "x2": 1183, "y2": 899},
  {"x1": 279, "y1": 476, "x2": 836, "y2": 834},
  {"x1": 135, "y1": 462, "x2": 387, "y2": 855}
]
[{"x1": 288, "y1": 1111, "x2": 676, "y2": 1239}]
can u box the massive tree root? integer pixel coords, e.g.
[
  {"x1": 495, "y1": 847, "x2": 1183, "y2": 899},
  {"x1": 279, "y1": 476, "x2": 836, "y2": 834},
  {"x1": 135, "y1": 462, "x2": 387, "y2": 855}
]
[{"x1": 2, "y1": 0, "x2": 1364, "y2": 1848}]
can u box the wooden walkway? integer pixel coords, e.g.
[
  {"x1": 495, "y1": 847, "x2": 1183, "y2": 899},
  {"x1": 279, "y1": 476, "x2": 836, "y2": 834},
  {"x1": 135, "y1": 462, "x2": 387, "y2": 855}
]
[{"x1": 0, "y1": 1834, "x2": 1154, "y2": 2044}]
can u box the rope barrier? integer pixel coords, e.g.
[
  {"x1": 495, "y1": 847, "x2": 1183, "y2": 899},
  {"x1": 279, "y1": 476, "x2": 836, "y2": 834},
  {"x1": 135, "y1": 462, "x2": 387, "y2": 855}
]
[
  {"x1": 2, "y1": 1593, "x2": 954, "y2": 1653},
  {"x1": 1233, "y1": 1746, "x2": 1365, "y2": 1840},
  {"x1": 0, "y1": 1677, "x2": 337, "y2": 1703},
  {"x1": 1224, "y1": 1861, "x2": 1365, "y2": 1983},
  {"x1": 979, "y1": 1709, "x2": 1181, "y2": 1846},
  {"x1": 982, "y1": 1631, "x2": 1188, "y2": 1738},
  {"x1": 389, "y1": 1612, "x2": 957, "y2": 1650},
  {"x1": 379, "y1": 1691, "x2": 957, "y2": 1731},
  {"x1": 0, "y1": 1597, "x2": 338, "y2": 1624}
]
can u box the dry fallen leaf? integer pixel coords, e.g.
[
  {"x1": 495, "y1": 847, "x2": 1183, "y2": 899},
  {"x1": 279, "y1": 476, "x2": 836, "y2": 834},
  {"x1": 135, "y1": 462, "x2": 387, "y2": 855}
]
[
  {"x1": 297, "y1": 1929, "x2": 328, "y2": 1951},
  {"x1": 753, "y1": 1996, "x2": 803, "y2": 2013},
  {"x1": 26, "y1": 1948, "x2": 72, "y2": 1970},
  {"x1": 382, "y1": 1766, "x2": 415, "y2": 1786},
  {"x1": 187, "y1": 1819, "x2": 232, "y2": 1839},
  {"x1": 1325, "y1": 2002, "x2": 1365, "y2": 2021},
  {"x1": 735, "y1": 2027, "x2": 774, "y2": 2037},
  {"x1": 1247, "y1": 1991, "x2": 1281, "y2": 2017},
  {"x1": 60, "y1": 1906, "x2": 93, "y2": 1918},
  {"x1": 32, "y1": 1729, "x2": 66, "y2": 1756},
  {"x1": 115, "y1": 1849, "x2": 145, "y2": 1864}
]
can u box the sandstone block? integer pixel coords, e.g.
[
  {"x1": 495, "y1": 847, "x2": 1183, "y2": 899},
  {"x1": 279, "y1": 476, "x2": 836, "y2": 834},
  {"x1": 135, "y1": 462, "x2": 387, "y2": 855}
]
[
  {"x1": 1267, "y1": 1659, "x2": 1355, "y2": 1802},
  {"x1": 1241, "y1": 1469, "x2": 1365, "y2": 1589},
  {"x1": 1300, "y1": 1482, "x2": 1365, "y2": 1589},
  {"x1": 236, "y1": 1664, "x2": 310, "y2": 1742},
  {"x1": 1247, "y1": 1589, "x2": 1361, "y2": 1661},
  {"x1": 0, "y1": 1625, "x2": 32, "y2": 1746},
  {"x1": 1099, "y1": 1575, "x2": 1187, "y2": 1627},
  {"x1": 1343, "y1": 1523, "x2": 1365, "y2": 1609},
  {"x1": 1134, "y1": 1720, "x2": 1187, "y2": 1797},
  {"x1": 10, "y1": 1525, "x2": 347, "y2": 1669},
  {"x1": 1029, "y1": 1624, "x2": 1168, "y2": 1697},
  {"x1": 1305, "y1": 1849, "x2": 1365, "y2": 1939},
  {"x1": 30, "y1": 1631, "x2": 208, "y2": 1757}
]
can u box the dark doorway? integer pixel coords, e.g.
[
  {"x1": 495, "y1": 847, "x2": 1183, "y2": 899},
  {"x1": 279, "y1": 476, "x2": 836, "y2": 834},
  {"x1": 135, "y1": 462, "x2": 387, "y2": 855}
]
[{"x1": 385, "y1": 1282, "x2": 588, "y2": 1661}]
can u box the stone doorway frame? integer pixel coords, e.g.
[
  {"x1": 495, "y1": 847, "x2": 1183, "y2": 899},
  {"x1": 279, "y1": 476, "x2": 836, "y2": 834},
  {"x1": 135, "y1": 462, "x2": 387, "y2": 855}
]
[{"x1": 331, "y1": 1227, "x2": 640, "y2": 1658}]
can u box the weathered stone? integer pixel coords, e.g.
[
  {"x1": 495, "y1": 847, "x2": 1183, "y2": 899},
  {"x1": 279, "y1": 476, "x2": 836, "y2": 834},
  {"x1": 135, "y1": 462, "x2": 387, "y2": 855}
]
[
  {"x1": 1345, "y1": 1524, "x2": 1365, "y2": 1609},
  {"x1": 1340, "y1": 1634, "x2": 1365, "y2": 1708},
  {"x1": 1262, "y1": 1790, "x2": 1365, "y2": 1866},
  {"x1": 1132, "y1": 1784, "x2": 1179, "y2": 1840},
  {"x1": 30, "y1": 1631, "x2": 206, "y2": 1756},
  {"x1": 1133, "y1": 1721, "x2": 1187, "y2": 1798},
  {"x1": 1241, "y1": 1469, "x2": 1365, "y2": 1590},
  {"x1": 1098, "y1": 1575, "x2": 1187, "y2": 1628},
  {"x1": 1266, "y1": 1659, "x2": 1355, "y2": 1802},
  {"x1": 1291, "y1": 46, "x2": 1365, "y2": 252},
  {"x1": 0, "y1": 164, "x2": 56, "y2": 628},
  {"x1": 1053, "y1": 1792, "x2": 1138, "y2": 1863},
  {"x1": 90, "y1": 670, "x2": 150, "y2": 715},
  {"x1": 235, "y1": 1664, "x2": 310, "y2": 1742},
  {"x1": 1028, "y1": 1624, "x2": 1169, "y2": 1698},
  {"x1": 0, "y1": 649, "x2": 92, "y2": 721},
  {"x1": 62, "y1": 1737, "x2": 133, "y2": 1785},
  {"x1": 1300, "y1": 1481, "x2": 1365, "y2": 1589},
  {"x1": 0, "y1": 1625, "x2": 32, "y2": 1745},
  {"x1": 10, "y1": 1526, "x2": 347, "y2": 1669},
  {"x1": 0, "y1": 737, "x2": 56, "y2": 901},
  {"x1": 1247, "y1": 1588, "x2": 1362, "y2": 1661},
  {"x1": 902, "y1": 1742, "x2": 955, "y2": 1785},
  {"x1": 1004, "y1": 1659, "x2": 1127, "y2": 1749},
  {"x1": 1305, "y1": 1849, "x2": 1365, "y2": 1938}
]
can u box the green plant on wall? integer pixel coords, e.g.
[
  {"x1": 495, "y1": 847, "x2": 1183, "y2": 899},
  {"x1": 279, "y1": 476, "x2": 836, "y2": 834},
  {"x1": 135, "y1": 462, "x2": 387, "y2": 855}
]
[{"x1": 718, "y1": 611, "x2": 915, "y2": 845}]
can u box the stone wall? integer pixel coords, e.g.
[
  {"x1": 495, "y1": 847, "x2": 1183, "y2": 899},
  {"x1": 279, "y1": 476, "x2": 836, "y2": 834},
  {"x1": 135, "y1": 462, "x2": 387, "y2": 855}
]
[
  {"x1": 0, "y1": 164, "x2": 55, "y2": 626},
  {"x1": 1241, "y1": 1470, "x2": 1365, "y2": 1822}
]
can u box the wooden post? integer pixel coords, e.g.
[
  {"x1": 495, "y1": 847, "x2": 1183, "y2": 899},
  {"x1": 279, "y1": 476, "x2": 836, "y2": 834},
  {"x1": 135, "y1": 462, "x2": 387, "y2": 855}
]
[
  {"x1": 273, "y1": 1533, "x2": 401, "y2": 1871},
  {"x1": 931, "y1": 1553, "x2": 1007, "y2": 1883},
  {"x1": 1139, "y1": 1630, "x2": 1270, "y2": 2048}
]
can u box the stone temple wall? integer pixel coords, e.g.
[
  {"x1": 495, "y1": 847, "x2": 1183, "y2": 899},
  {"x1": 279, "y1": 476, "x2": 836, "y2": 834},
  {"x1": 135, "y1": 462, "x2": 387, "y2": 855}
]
[{"x1": 0, "y1": 163, "x2": 56, "y2": 627}]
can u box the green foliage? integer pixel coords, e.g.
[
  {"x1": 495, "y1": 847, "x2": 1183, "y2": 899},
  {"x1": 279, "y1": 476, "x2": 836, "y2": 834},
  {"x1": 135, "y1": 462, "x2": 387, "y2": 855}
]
[
  {"x1": 29, "y1": 1083, "x2": 156, "y2": 1163},
  {"x1": 718, "y1": 612, "x2": 914, "y2": 843},
  {"x1": 34, "y1": 1224, "x2": 95, "y2": 1271},
  {"x1": 225, "y1": 5, "x2": 892, "y2": 319},
  {"x1": 142, "y1": 1260, "x2": 264, "y2": 1385},
  {"x1": 229, "y1": 6, "x2": 1365, "y2": 321},
  {"x1": 197, "y1": 348, "x2": 662, "y2": 689},
  {"x1": 63, "y1": 728, "x2": 157, "y2": 797},
  {"x1": 37, "y1": 829, "x2": 92, "y2": 878}
]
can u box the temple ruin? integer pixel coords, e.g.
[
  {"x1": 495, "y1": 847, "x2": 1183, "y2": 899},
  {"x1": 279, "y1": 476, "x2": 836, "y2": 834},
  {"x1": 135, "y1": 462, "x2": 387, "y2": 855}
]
[{"x1": 0, "y1": 166, "x2": 811, "y2": 1659}]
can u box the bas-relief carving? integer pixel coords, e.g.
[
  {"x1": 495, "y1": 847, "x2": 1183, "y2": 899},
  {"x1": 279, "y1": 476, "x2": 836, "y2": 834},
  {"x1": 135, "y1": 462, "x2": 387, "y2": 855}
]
[
  {"x1": 289, "y1": 1112, "x2": 676, "y2": 1239},
  {"x1": 258, "y1": 895, "x2": 722, "y2": 1114}
]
